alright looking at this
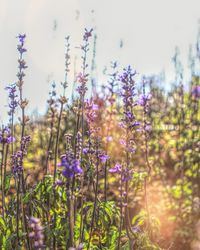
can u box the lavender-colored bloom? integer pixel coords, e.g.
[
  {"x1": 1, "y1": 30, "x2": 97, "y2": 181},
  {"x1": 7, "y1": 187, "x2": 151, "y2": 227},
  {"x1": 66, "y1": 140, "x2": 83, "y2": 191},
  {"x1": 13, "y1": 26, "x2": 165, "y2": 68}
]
[
  {"x1": 119, "y1": 138, "x2": 126, "y2": 145},
  {"x1": 106, "y1": 136, "x2": 113, "y2": 142},
  {"x1": 6, "y1": 136, "x2": 16, "y2": 144},
  {"x1": 17, "y1": 45, "x2": 27, "y2": 54},
  {"x1": 83, "y1": 148, "x2": 89, "y2": 154},
  {"x1": 109, "y1": 163, "x2": 122, "y2": 173},
  {"x1": 77, "y1": 243, "x2": 84, "y2": 249},
  {"x1": 83, "y1": 147, "x2": 95, "y2": 155},
  {"x1": 58, "y1": 154, "x2": 83, "y2": 178},
  {"x1": 29, "y1": 216, "x2": 44, "y2": 249},
  {"x1": 12, "y1": 136, "x2": 31, "y2": 174},
  {"x1": 17, "y1": 34, "x2": 27, "y2": 54},
  {"x1": 85, "y1": 100, "x2": 98, "y2": 123},
  {"x1": 76, "y1": 72, "x2": 88, "y2": 96},
  {"x1": 16, "y1": 34, "x2": 27, "y2": 87},
  {"x1": 119, "y1": 66, "x2": 138, "y2": 131},
  {"x1": 122, "y1": 174, "x2": 132, "y2": 182},
  {"x1": 192, "y1": 85, "x2": 200, "y2": 99},
  {"x1": 18, "y1": 59, "x2": 27, "y2": 70},
  {"x1": 0, "y1": 127, "x2": 16, "y2": 144},
  {"x1": 17, "y1": 34, "x2": 26, "y2": 44},
  {"x1": 137, "y1": 93, "x2": 152, "y2": 106},
  {"x1": 5, "y1": 84, "x2": 18, "y2": 115},
  {"x1": 83, "y1": 28, "x2": 93, "y2": 41},
  {"x1": 99, "y1": 154, "x2": 109, "y2": 163}
]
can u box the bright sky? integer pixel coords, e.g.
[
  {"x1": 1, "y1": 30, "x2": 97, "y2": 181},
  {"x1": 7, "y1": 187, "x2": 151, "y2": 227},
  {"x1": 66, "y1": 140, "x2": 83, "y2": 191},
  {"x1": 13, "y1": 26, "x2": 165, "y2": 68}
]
[{"x1": 0, "y1": 0, "x2": 200, "y2": 123}]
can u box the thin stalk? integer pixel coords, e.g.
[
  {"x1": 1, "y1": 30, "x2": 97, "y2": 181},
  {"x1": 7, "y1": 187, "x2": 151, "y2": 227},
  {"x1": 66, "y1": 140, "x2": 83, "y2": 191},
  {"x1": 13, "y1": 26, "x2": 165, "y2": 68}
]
[
  {"x1": 2, "y1": 143, "x2": 9, "y2": 217},
  {"x1": 117, "y1": 171, "x2": 123, "y2": 250},
  {"x1": 87, "y1": 140, "x2": 99, "y2": 250}
]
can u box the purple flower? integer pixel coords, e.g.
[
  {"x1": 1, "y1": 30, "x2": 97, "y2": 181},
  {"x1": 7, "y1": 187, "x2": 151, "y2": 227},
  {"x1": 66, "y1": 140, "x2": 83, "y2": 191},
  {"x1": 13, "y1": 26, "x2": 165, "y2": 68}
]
[
  {"x1": 29, "y1": 217, "x2": 44, "y2": 249},
  {"x1": 0, "y1": 127, "x2": 16, "y2": 144},
  {"x1": 85, "y1": 100, "x2": 98, "y2": 123},
  {"x1": 18, "y1": 59, "x2": 27, "y2": 70},
  {"x1": 99, "y1": 154, "x2": 109, "y2": 163},
  {"x1": 58, "y1": 155, "x2": 83, "y2": 178},
  {"x1": 6, "y1": 136, "x2": 16, "y2": 144},
  {"x1": 137, "y1": 93, "x2": 152, "y2": 106},
  {"x1": 5, "y1": 83, "x2": 18, "y2": 115},
  {"x1": 17, "y1": 45, "x2": 27, "y2": 54},
  {"x1": 17, "y1": 34, "x2": 26, "y2": 44},
  {"x1": 106, "y1": 136, "x2": 113, "y2": 142},
  {"x1": 83, "y1": 147, "x2": 95, "y2": 155},
  {"x1": 109, "y1": 163, "x2": 122, "y2": 173},
  {"x1": 16, "y1": 34, "x2": 27, "y2": 86},
  {"x1": 83, "y1": 28, "x2": 93, "y2": 41},
  {"x1": 192, "y1": 85, "x2": 200, "y2": 99},
  {"x1": 76, "y1": 72, "x2": 88, "y2": 96},
  {"x1": 119, "y1": 138, "x2": 126, "y2": 145},
  {"x1": 83, "y1": 148, "x2": 89, "y2": 154},
  {"x1": 119, "y1": 66, "x2": 138, "y2": 131}
]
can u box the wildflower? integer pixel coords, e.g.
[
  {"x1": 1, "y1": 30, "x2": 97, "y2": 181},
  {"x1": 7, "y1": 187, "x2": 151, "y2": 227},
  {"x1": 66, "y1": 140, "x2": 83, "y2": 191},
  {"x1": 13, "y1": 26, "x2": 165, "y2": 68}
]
[
  {"x1": 83, "y1": 147, "x2": 95, "y2": 155},
  {"x1": 119, "y1": 66, "x2": 138, "y2": 131},
  {"x1": 119, "y1": 138, "x2": 126, "y2": 145},
  {"x1": 99, "y1": 154, "x2": 109, "y2": 163},
  {"x1": 137, "y1": 93, "x2": 152, "y2": 106},
  {"x1": 106, "y1": 136, "x2": 113, "y2": 142},
  {"x1": 5, "y1": 83, "x2": 18, "y2": 115},
  {"x1": 29, "y1": 217, "x2": 44, "y2": 249},
  {"x1": 12, "y1": 136, "x2": 31, "y2": 174},
  {"x1": 17, "y1": 34, "x2": 26, "y2": 44},
  {"x1": 76, "y1": 72, "x2": 88, "y2": 96},
  {"x1": 16, "y1": 34, "x2": 27, "y2": 88},
  {"x1": 192, "y1": 85, "x2": 200, "y2": 99},
  {"x1": 0, "y1": 127, "x2": 16, "y2": 144},
  {"x1": 83, "y1": 28, "x2": 93, "y2": 41},
  {"x1": 109, "y1": 163, "x2": 122, "y2": 173},
  {"x1": 122, "y1": 171, "x2": 132, "y2": 181},
  {"x1": 84, "y1": 100, "x2": 98, "y2": 123},
  {"x1": 58, "y1": 154, "x2": 83, "y2": 178}
]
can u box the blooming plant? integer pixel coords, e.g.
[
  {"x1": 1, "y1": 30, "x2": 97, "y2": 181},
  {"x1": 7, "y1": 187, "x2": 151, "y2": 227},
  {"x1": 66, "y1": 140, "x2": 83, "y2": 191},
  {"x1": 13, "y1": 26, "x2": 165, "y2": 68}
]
[{"x1": 0, "y1": 29, "x2": 199, "y2": 250}]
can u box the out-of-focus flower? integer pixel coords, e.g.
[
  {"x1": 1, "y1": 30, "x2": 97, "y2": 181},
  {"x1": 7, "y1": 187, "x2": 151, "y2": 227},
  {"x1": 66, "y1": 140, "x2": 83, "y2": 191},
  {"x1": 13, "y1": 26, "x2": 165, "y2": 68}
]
[
  {"x1": 0, "y1": 127, "x2": 16, "y2": 144},
  {"x1": 16, "y1": 34, "x2": 27, "y2": 89},
  {"x1": 53, "y1": 179, "x2": 65, "y2": 188},
  {"x1": 29, "y1": 217, "x2": 44, "y2": 249},
  {"x1": 99, "y1": 154, "x2": 109, "y2": 163},
  {"x1": 5, "y1": 84, "x2": 18, "y2": 116},
  {"x1": 109, "y1": 163, "x2": 122, "y2": 173},
  {"x1": 137, "y1": 93, "x2": 152, "y2": 106},
  {"x1": 106, "y1": 136, "x2": 113, "y2": 142},
  {"x1": 192, "y1": 85, "x2": 200, "y2": 99},
  {"x1": 76, "y1": 72, "x2": 88, "y2": 96},
  {"x1": 84, "y1": 100, "x2": 98, "y2": 123}
]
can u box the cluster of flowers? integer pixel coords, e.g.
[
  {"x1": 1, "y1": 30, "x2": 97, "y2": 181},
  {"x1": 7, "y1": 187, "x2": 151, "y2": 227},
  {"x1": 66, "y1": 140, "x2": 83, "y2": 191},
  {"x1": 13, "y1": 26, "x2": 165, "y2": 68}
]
[
  {"x1": 29, "y1": 217, "x2": 44, "y2": 249},
  {"x1": 0, "y1": 127, "x2": 15, "y2": 144}
]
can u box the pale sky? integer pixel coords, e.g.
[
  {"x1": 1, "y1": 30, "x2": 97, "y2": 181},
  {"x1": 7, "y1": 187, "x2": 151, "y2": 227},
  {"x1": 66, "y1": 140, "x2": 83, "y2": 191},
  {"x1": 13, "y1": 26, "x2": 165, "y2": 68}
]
[{"x1": 0, "y1": 0, "x2": 200, "y2": 123}]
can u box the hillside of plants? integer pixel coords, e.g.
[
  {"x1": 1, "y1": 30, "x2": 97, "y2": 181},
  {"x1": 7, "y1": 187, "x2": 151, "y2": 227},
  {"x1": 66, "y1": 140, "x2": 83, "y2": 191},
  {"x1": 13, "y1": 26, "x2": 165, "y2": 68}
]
[{"x1": 0, "y1": 29, "x2": 200, "y2": 250}]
